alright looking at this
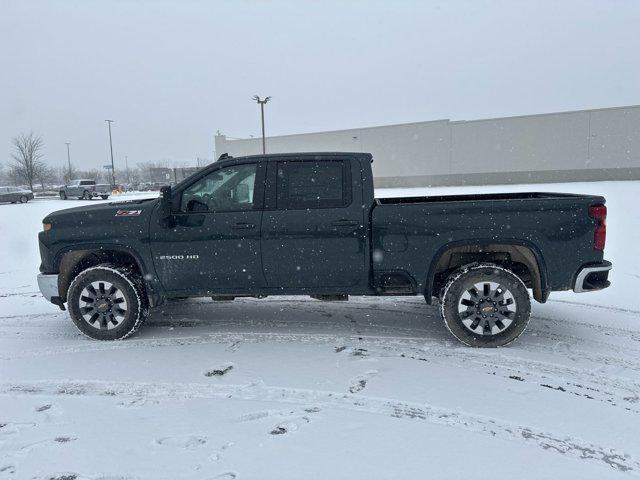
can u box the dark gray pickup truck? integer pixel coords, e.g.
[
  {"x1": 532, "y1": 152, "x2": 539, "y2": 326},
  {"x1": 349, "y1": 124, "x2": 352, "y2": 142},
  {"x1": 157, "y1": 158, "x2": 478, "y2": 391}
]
[{"x1": 37, "y1": 152, "x2": 611, "y2": 346}]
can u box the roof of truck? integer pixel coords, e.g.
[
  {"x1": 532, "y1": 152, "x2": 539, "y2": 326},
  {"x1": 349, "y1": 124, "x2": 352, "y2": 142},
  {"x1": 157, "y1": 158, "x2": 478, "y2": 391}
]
[{"x1": 216, "y1": 151, "x2": 373, "y2": 164}]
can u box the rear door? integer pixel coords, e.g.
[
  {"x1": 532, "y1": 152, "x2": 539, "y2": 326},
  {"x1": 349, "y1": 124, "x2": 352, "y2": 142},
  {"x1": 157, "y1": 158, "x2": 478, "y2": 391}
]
[{"x1": 261, "y1": 157, "x2": 368, "y2": 289}]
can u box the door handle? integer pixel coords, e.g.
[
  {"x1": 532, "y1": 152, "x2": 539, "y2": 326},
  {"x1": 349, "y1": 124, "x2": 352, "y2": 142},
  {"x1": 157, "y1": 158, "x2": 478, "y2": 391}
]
[
  {"x1": 331, "y1": 220, "x2": 359, "y2": 227},
  {"x1": 232, "y1": 222, "x2": 256, "y2": 230}
]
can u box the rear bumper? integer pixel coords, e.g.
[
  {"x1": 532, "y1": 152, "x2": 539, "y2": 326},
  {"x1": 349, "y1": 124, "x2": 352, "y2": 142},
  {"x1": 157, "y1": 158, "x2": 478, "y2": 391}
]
[{"x1": 573, "y1": 261, "x2": 612, "y2": 293}]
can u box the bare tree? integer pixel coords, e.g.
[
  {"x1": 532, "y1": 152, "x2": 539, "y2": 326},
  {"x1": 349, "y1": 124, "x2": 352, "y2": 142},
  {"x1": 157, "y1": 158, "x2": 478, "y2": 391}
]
[
  {"x1": 0, "y1": 164, "x2": 9, "y2": 185},
  {"x1": 11, "y1": 132, "x2": 44, "y2": 191},
  {"x1": 36, "y1": 164, "x2": 58, "y2": 191},
  {"x1": 58, "y1": 165, "x2": 77, "y2": 184}
]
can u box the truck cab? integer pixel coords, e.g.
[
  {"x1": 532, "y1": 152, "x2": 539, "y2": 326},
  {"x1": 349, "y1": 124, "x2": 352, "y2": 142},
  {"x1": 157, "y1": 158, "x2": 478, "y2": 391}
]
[{"x1": 150, "y1": 153, "x2": 373, "y2": 296}]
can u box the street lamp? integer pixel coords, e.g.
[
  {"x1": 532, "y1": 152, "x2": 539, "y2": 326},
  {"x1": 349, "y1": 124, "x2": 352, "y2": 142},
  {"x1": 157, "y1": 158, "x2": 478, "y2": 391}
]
[
  {"x1": 65, "y1": 142, "x2": 72, "y2": 181},
  {"x1": 124, "y1": 155, "x2": 131, "y2": 185},
  {"x1": 105, "y1": 120, "x2": 116, "y2": 188},
  {"x1": 252, "y1": 95, "x2": 271, "y2": 154}
]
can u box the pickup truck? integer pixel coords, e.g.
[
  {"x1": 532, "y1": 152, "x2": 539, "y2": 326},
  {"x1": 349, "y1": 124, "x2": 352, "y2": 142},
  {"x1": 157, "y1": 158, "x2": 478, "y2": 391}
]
[
  {"x1": 37, "y1": 152, "x2": 611, "y2": 347},
  {"x1": 59, "y1": 179, "x2": 111, "y2": 200}
]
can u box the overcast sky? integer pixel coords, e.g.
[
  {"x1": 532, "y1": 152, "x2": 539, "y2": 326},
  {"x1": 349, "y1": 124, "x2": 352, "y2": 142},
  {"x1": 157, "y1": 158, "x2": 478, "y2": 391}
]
[{"x1": 1, "y1": 0, "x2": 639, "y2": 170}]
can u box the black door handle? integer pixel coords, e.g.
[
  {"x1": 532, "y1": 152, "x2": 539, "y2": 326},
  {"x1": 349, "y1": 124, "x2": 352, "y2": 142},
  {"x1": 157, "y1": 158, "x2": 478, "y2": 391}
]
[
  {"x1": 232, "y1": 222, "x2": 256, "y2": 230},
  {"x1": 331, "y1": 220, "x2": 359, "y2": 227}
]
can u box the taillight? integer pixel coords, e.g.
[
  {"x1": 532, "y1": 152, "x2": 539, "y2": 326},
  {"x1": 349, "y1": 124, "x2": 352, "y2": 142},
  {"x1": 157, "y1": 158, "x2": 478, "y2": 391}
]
[{"x1": 589, "y1": 205, "x2": 607, "y2": 250}]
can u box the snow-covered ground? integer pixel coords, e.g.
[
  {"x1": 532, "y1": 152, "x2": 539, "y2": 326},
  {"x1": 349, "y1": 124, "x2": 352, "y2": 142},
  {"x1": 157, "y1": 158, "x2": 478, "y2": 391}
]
[{"x1": 0, "y1": 181, "x2": 638, "y2": 479}]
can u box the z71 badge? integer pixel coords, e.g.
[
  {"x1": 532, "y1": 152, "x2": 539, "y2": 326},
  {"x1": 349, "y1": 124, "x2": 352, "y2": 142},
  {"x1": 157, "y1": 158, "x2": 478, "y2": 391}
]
[{"x1": 115, "y1": 209, "x2": 142, "y2": 217}]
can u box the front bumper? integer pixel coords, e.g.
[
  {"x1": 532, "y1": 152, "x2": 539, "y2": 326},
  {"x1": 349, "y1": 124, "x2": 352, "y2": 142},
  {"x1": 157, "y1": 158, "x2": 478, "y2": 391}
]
[
  {"x1": 573, "y1": 261, "x2": 612, "y2": 293},
  {"x1": 37, "y1": 273, "x2": 65, "y2": 309}
]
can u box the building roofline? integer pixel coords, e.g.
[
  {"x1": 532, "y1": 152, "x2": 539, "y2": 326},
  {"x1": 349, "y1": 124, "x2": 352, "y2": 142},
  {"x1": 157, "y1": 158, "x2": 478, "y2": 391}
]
[{"x1": 220, "y1": 104, "x2": 640, "y2": 141}]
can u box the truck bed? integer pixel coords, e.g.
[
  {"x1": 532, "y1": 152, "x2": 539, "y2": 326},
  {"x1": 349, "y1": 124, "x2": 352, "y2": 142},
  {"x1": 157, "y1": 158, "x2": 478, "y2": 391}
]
[{"x1": 371, "y1": 191, "x2": 606, "y2": 296}]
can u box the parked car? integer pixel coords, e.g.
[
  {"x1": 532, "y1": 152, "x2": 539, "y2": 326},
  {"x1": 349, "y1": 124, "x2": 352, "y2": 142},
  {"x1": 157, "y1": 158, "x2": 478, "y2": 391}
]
[
  {"x1": 59, "y1": 179, "x2": 110, "y2": 200},
  {"x1": 37, "y1": 152, "x2": 611, "y2": 345},
  {"x1": 0, "y1": 186, "x2": 34, "y2": 204}
]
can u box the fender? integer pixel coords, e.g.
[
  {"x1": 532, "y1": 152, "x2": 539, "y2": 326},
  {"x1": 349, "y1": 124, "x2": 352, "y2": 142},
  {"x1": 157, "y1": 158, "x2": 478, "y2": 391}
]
[
  {"x1": 423, "y1": 238, "x2": 550, "y2": 304},
  {"x1": 53, "y1": 242, "x2": 165, "y2": 305}
]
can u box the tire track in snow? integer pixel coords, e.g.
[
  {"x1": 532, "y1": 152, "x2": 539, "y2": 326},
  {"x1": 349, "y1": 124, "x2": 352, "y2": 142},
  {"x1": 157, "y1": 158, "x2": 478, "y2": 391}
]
[
  {"x1": 3, "y1": 329, "x2": 640, "y2": 409},
  {"x1": 546, "y1": 299, "x2": 640, "y2": 316},
  {"x1": 4, "y1": 312, "x2": 640, "y2": 372},
  {"x1": 0, "y1": 379, "x2": 636, "y2": 473}
]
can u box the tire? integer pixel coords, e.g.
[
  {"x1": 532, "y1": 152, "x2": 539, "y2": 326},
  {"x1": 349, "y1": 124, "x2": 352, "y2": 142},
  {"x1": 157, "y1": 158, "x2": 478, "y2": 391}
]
[
  {"x1": 101, "y1": 195, "x2": 109, "y2": 200},
  {"x1": 82, "y1": 190, "x2": 92, "y2": 200},
  {"x1": 19, "y1": 195, "x2": 28, "y2": 203},
  {"x1": 67, "y1": 264, "x2": 148, "y2": 340},
  {"x1": 60, "y1": 191, "x2": 67, "y2": 200},
  {"x1": 440, "y1": 263, "x2": 531, "y2": 347}
]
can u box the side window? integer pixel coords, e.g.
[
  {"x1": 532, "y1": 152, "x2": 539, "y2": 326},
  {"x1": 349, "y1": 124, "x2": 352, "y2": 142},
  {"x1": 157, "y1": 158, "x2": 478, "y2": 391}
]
[
  {"x1": 180, "y1": 163, "x2": 257, "y2": 213},
  {"x1": 276, "y1": 160, "x2": 350, "y2": 209}
]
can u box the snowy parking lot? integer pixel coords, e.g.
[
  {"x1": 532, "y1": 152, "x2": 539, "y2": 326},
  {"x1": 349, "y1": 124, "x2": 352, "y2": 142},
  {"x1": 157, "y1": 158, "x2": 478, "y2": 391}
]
[{"x1": 1, "y1": 181, "x2": 639, "y2": 479}]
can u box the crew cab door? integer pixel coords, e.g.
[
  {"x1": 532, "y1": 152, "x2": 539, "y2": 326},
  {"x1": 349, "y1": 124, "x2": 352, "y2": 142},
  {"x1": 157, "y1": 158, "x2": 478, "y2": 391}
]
[
  {"x1": 149, "y1": 161, "x2": 267, "y2": 295},
  {"x1": 261, "y1": 157, "x2": 368, "y2": 289},
  {"x1": 67, "y1": 181, "x2": 79, "y2": 196}
]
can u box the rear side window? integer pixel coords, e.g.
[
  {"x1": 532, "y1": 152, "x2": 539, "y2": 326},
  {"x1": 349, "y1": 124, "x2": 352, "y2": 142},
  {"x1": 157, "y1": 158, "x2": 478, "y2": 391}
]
[
  {"x1": 80, "y1": 180, "x2": 95, "y2": 186},
  {"x1": 276, "y1": 160, "x2": 351, "y2": 209}
]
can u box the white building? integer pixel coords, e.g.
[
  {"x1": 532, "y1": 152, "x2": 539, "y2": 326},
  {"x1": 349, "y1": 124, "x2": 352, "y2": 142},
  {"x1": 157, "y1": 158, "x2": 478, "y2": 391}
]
[{"x1": 215, "y1": 105, "x2": 640, "y2": 187}]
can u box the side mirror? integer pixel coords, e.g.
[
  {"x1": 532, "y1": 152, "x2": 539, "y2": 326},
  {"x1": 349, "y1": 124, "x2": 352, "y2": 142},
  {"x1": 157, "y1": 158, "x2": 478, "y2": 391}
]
[{"x1": 159, "y1": 185, "x2": 173, "y2": 227}]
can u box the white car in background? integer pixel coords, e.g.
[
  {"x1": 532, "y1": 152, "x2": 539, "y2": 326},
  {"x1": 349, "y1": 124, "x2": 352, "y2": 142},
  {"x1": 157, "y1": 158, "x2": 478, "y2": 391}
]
[{"x1": 0, "y1": 186, "x2": 34, "y2": 204}]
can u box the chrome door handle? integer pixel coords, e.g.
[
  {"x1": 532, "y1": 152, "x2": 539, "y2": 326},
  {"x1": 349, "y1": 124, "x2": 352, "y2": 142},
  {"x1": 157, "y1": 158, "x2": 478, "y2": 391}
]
[{"x1": 232, "y1": 222, "x2": 256, "y2": 229}]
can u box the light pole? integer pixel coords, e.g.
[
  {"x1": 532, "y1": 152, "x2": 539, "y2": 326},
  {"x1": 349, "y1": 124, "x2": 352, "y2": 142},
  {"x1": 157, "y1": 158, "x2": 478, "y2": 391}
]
[
  {"x1": 124, "y1": 155, "x2": 130, "y2": 185},
  {"x1": 65, "y1": 142, "x2": 72, "y2": 181},
  {"x1": 252, "y1": 95, "x2": 271, "y2": 154},
  {"x1": 105, "y1": 120, "x2": 116, "y2": 187}
]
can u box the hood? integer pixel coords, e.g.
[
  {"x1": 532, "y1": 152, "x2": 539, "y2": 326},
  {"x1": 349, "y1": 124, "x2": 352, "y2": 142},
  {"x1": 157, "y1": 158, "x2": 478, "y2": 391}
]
[
  {"x1": 41, "y1": 198, "x2": 159, "y2": 248},
  {"x1": 43, "y1": 198, "x2": 158, "y2": 224}
]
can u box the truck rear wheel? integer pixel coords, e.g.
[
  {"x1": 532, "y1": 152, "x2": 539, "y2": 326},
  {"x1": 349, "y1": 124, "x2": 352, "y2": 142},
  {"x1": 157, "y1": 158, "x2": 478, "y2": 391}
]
[
  {"x1": 440, "y1": 263, "x2": 531, "y2": 347},
  {"x1": 67, "y1": 264, "x2": 148, "y2": 340}
]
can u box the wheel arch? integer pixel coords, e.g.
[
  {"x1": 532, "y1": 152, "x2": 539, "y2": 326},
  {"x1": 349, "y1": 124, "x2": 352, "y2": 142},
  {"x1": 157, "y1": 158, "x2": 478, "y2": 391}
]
[
  {"x1": 55, "y1": 245, "x2": 151, "y2": 303},
  {"x1": 424, "y1": 239, "x2": 549, "y2": 304}
]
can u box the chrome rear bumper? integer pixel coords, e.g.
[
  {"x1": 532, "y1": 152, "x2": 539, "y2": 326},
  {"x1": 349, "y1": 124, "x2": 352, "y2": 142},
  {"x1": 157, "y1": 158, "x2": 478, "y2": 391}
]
[{"x1": 573, "y1": 261, "x2": 612, "y2": 293}]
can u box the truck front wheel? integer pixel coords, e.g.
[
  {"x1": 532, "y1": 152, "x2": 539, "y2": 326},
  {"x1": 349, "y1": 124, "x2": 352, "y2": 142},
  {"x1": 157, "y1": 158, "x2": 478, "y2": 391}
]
[
  {"x1": 67, "y1": 264, "x2": 148, "y2": 340},
  {"x1": 440, "y1": 263, "x2": 531, "y2": 347}
]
